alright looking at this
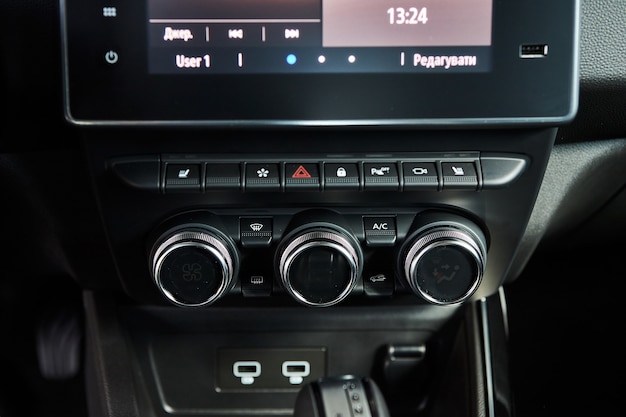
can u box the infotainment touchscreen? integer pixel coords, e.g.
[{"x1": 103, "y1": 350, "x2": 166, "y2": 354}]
[
  {"x1": 148, "y1": 0, "x2": 492, "y2": 74},
  {"x1": 61, "y1": 0, "x2": 579, "y2": 125}
]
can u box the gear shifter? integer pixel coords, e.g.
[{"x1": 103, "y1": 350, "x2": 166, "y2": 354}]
[{"x1": 294, "y1": 375, "x2": 391, "y2": 417}]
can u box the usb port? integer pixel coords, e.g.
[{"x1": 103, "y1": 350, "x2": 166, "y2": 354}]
[
  {"x1": 520, "y1": 44, "x2": 548, "y2": 58},
  {"x1": 286, "y1": 364, "x2": 307, "y2": 373}
]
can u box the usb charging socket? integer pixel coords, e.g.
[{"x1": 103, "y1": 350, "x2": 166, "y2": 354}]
[{"x1": 520, "y1": 44, "x2": 549, "y2": 58}]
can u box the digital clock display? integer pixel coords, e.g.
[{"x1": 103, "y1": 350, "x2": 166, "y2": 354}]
[
  {"x1": 387, "y1": 7, "x2": 429, "y2": 25},
  {"x1": 148, "y1": 0, "x2": 492, "y2": 74}
]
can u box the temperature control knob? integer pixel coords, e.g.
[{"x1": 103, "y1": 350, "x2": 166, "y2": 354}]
[
  {"x1": 277, "y1": 224, "x2": 363, "y2": 307},
  {"x1": 150, "y1": 226, "x2": 239, "y2": 307},
  {"x1": 400, "y1": 214, "x2": 487, "y2": 305}
]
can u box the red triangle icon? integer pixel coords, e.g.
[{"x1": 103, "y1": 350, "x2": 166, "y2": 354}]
[{"x1": 292, "y1": 165, "x2": 312, "y2": 178}]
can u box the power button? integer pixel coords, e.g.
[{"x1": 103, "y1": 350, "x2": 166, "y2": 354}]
[{"x1": 104, "y1": 50, "x2": 119, "y2": 65}]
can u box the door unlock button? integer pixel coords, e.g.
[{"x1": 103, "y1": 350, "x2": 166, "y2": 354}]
[{"x1": 324, "y1": 163, "x2": 359, "y2": 190}]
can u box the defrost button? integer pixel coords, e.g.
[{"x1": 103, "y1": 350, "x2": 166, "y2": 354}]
[
  {"x1": 241, "y1": 274, "x2": 272, "y2": 297},
  {"x1": 240, "y1": 217, "x2": 273, "y2": 247}
]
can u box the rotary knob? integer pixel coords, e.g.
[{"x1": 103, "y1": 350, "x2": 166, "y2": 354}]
[
  {"x1": 277, "y1": 224, "x2": 363, "y2": 307},
  {"x1": 400, "y1": 214, "x2": 487, "y2": 305},
  {"x1": 150, "y1": 226, "x2": 239, "y2": 307}
]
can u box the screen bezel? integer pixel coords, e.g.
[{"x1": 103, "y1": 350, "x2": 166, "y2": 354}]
[{"x1": 60, "y1": 0, "x2": 579, "y2": 127}]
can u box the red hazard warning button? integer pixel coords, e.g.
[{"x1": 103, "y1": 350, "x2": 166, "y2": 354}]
[
  {"x1": 292, "y1": 165, "x2": 312, "y2": 178},
  {"x1": 285, "y1": 163, "x2": 320, "y2": 190}
]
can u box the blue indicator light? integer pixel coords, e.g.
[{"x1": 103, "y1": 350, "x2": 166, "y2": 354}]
[{"x1": 286, "y1": 54, "x2": 297, "y2": 65}]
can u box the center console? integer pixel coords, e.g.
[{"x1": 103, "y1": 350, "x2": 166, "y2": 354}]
[{"x1": 60, "y1": 0, "x2": 580, "y2": 415}]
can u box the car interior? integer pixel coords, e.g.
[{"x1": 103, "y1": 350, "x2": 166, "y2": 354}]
[{"x1": 0, "y1": 0, "x2": 624, "y2": 416}]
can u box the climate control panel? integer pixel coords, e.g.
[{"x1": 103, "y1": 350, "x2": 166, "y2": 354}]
[{"x1": 147, "y1": 209, "x2": 488, "y2": 307}]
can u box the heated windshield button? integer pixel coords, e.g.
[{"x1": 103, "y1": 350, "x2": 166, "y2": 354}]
[
  {"x1": 165, "y1": 163, "x2": 201, "y2": 192},
  {"x1": 245, "y1": 163, "x2": 280, "y2": 191},
  {"x1": 363, "y1": 163, "x2": 400, "y2": 190},
  {"x1": 441, "y1": 162, "x2": 478, "y2": 190},
  {"x1": 402, "y1": 162, "x2": 438, "y2": 190}
]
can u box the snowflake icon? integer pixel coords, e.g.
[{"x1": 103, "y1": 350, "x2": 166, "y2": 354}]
[{"x1": 256, "y1": 168, "x2": 269, "y2": 178}]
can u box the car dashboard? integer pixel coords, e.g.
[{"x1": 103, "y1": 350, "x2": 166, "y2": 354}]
[{"x1": 1, "y1": 0, "x2": 625, "y2": 416}]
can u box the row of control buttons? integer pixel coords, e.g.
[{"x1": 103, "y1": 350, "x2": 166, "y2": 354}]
[
  {"x1": 164, "y1": 160, "x2": 479, "y2": 192},
  {"x1": 109, "y1": 154, "x2": 527, "y2": 192},
  {"x1": 239, "y1": 216, "x2": 397, "y2": 248},
  {"x1": 238, "y1": 214, "x2": 396, "y2": 298},
  {"x1": 153, "y1": 23, "x2": 319, "y2": 47},
  {"x1": 238, "y1": 268, "x2": 395, "y2": 298}
]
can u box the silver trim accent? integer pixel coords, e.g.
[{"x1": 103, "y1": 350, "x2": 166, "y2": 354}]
[
  {"x1": 151, "y1": 231, "x2": 235, "y2": 307},
  {"x1": 498, "y1": 286, "x2": 509, "y2": 339},
  {"x1": 403, "y1": 228, "x2": 486, "y2": 305},
  {"x1": 278, "y1": 230, "x2": 361, "y2": 307},
  {"x1": 480, "y1": 298, "x2": 496, "y2": 417}
]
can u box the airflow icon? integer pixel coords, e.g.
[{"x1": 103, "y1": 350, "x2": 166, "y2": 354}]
[{"x1": 250, "y1": 223, "x2": 264, "y2": 232}]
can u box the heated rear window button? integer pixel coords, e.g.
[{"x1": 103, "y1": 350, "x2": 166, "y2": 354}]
[
  {"x1": 441, "y1": 162, "x2": 478, "y2": 190},
  {"x1": 165, "y1": 163, "x2": 201, "y2": 192},
  {"x1": 324, "y1": 163, "x2": 360, "y2": 190},
  {"x1": 241, "y1": 274, "x2": 273, "y2": 297},
  {"x1": 363, "y1": 217, "x2": 397, "y2": 246},
  {"x1": 285, "y1": 163, "x2": 321, "y2": 191},
  {"x1": 245, "y1": 163, "x2": 280, "y2": 191},
  {"x1": 402, "y1": 162, "x2": 439, "y2": 190},
  {"x1": 240, "y1": 217, "x2": 273, "y2": 247},
  {"x1": 363, "y1": 163, "x2": 400, "y2": 190},
  {"x1": 206, "y1": 163, "x2": 241, "y2": 190}
]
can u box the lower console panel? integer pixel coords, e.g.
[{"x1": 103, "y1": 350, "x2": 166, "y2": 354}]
[{"x1": 83, "y1": 290, "x2": 511, "y2": 417}]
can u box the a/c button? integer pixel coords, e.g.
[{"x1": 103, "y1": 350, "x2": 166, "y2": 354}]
[{"x1": 363, "y1": 217, "x2": 397, "y2": 246}]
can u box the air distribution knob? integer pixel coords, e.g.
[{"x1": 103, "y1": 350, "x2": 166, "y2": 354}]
[
  {"x1": 400, "y1": 213, "x2": 487, "y2": 305},
  {"x1": 277, "y1": 224, "x2": 363, "y2": 307},
  {"x1": 150, "y1": 226, "x2": 239, "y2": 307}
]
